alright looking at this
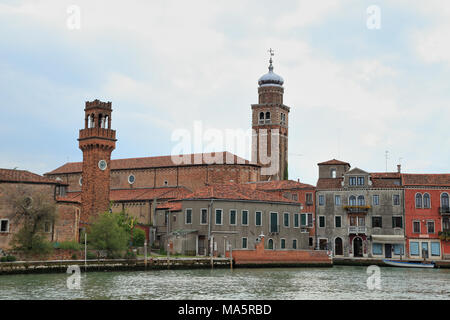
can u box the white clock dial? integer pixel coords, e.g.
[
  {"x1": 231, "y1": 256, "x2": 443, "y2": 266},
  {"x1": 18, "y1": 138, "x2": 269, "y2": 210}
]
[{"x1": 98, "y1": 160, "x2": 107, "y2": 171}]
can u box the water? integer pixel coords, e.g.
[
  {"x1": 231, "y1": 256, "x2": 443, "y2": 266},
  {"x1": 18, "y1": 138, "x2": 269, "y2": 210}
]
[{"x1": 0, "y1": 266, "x2": 449, "y2": 300}]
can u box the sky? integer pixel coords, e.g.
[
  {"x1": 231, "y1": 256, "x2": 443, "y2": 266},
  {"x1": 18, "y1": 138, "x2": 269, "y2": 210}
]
[{"x1": 1, "y1": 0, "x2": 450, "y2": 185}]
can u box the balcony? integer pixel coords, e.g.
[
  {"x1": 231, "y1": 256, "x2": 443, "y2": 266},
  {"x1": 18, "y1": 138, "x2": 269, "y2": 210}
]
[
  {"x1": 343, "y1": 205, "x2": 371, "y2": 214},
  {"x1": 348, "y1": 226, "x2": 367, "y2": 235},
  {"x1": 439, "y1": 207, "x2": 450, "y2": 215},
  {"x1": 269, "y1": 225, "x2": 280, "y2": 235}
]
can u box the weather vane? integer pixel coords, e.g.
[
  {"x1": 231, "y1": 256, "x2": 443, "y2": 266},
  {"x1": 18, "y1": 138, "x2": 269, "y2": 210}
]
[{"x1": 268, "y1": 48, "x2": 274, "y2": 58}]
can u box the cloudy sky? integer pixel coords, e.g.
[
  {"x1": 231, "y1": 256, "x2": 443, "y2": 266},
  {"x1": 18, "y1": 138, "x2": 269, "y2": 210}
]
[{"x1": 1, "y1": 0, "x2": 449, "y2": 185}]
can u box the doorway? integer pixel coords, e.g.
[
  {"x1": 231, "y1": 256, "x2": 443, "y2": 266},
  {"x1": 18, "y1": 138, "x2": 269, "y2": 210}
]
[
  {"x1": 319, "y1": 239, "x2": 328, "y2": 250},
  {"x1": 353, "y1": 237, "x2": 363, "y2": 257},
  {"x1": 384, "y1": 244, "x2": 392, "y2": 258},
  {"x1": 335, "y1": 237, "x2": 343, "y2": 256}
]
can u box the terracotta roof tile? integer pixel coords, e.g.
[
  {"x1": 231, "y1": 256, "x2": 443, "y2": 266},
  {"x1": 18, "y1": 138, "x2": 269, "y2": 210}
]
[
  {"x1": 178, "y1": 183, "x2": 299, "y2": 204},
  {"x1": 248, "y1": 180, "x2": 315, "y2": 190},
  {"x1": 317, "y1": 159, "x2": 350, "y2": 166},
  {"x1": 316, "y1": 178, "x2": 343, "y2": 189},
  {"x1": 402, "y1": 174, "x2": 450, "y2": 187},
  {"x1": 156, "y1": 201, "x2": 183, "y2": 211},
  {"x1": 45, "y1": 152, "x2": 257, "y2": 175},
  {"x1": 0, "y1": 168, "x2": 63, "y2": 184}
]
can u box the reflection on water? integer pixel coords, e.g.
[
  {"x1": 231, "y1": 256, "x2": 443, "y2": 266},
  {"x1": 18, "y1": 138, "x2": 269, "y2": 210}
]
[{"x1": 0, "y1": 266, "x2": 449, "y2": 300}]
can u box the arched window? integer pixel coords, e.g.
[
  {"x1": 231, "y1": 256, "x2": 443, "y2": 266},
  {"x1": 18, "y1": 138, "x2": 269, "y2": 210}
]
[
  {"x1": 349, "y1": 195, "x2": 357, "y2": 206},
  {"x1": 259, "y1": 112, "x2": 265, "y2": 124},
  {"x1": 90, "y1": 113, "x2": 95, "y2": 128},
  {"x1": 415, "y1": 193, "x2": 423, "y2": 208},
  {"x1": 265, "y1": 112, "x2": 271, "y2": 123},
  {"x1": 98, "y1": 114, "x2": 103, "y2": 128},
  {"x1": 357, "y1": 195, "x2": 365, "y2": 206},
  {"x1": 423, "y1": 193, "x2": 431, "y2": 209},
  {"x1": 105, "y1": 115, "x2": 109, "y2": 129},
  {"x1": 331, "y1": 169, "x2": 337, "y2": 179},
  {"x1": 267, "y1": 239, "x2": 274, "y2": 250},
  {"x1": 442, "y1": 193, "x2": 449, "y2": 208}
]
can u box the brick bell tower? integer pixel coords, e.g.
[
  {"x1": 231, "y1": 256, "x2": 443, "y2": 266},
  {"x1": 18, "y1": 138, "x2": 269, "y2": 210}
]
[
  {"x1": 251, "y1": 50, "x2": 289, "y2": 181},
  {"x1": 78, "y1": 99, "x2": 117, "y2": 224}
]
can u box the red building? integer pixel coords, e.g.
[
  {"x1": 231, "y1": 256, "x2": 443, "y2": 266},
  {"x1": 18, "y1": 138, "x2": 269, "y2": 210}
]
[{"x1": 403, "y1": 174, "x2": 450, "y2": 260}]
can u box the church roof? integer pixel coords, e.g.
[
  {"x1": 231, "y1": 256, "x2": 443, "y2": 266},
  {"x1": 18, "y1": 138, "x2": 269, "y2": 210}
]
[
  {"x1": 248, "y1": 180, "x2": 315, "y2": 191},
  {"x1": 46, "y1": 152, "x2": 257, "y2": 175},
  {"x1": 258, "y1": 58, "x2": 284, "y2": 87},
  {"x1": 317, "y1": 159, "x2": 350, "y2": 166},
  {"x1": 0, "y1": 168, "x2": 64, "y2": 185}
]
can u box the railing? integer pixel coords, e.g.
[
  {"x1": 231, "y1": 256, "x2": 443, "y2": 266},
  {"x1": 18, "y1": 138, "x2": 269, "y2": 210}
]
[
  {"x1": 79, "y1": 127, "x2": 116, "y2": 140},
  {"x1": 305, "y1": 201, "x2": 314, "y2": 206},
  {"x1": 439, "y1": 207, "x2": 450, "y2": 215},
  {"x1": 348, "y1": 226, "x2": 367, "y2": 234},
  {"x1": 344, "y1": 205, "x2": 371, "y2": 214}
]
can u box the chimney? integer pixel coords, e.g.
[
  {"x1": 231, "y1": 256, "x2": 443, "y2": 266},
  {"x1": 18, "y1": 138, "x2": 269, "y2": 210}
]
[
  {"x1": 397, "y1": 164, "x2": 401, "y2": 173},
  {"x1": 297, "y1": 178, "x2": 300, "y2": 182}
]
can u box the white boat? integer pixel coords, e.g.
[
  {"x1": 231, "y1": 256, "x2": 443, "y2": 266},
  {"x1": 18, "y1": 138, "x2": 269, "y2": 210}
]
[{"x1": 383, "y1": 259, "x2": 435, "y2": 268}]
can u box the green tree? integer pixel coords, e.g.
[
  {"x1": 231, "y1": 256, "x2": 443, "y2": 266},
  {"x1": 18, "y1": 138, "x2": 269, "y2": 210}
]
[
  {"x1": 88, "y1": 212, "x2": 129, "y2": 258},
  {"x1": 132, "y1": 228, "x2": 146, "y2": 247}
]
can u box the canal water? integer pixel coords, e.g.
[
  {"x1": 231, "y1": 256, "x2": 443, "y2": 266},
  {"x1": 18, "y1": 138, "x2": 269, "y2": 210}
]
[{"x1": 0, "y1": 266, "x2": 449, "y2": 300}]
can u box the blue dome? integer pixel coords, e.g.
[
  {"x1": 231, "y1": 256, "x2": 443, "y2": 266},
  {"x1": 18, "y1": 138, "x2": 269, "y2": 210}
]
[{"x1": 258, "y1": 61, "x2": 284, "y2": 87}]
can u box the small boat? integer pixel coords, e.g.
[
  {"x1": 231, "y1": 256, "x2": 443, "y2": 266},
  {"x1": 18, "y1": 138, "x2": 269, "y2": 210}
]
[{"x1": 383, "y1": 259, "x2": 435, "y2": 268}]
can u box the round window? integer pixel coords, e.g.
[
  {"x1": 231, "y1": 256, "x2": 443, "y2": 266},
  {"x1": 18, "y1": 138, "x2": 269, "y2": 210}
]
[
  {"x1": 128, "y1": 174, "x2": 135, "y2": 185},
  {"x1": 79, "y1": 177, "x2": 83, "y2": 186},
  {"x1": 98, "y1": 160, "x2": 107, "y2": 171}
]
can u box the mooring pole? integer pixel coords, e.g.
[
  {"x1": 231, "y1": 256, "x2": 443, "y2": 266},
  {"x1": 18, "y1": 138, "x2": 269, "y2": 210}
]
[
  {"x1": 144, "y1": 240, "x2": 147, "y2": 269},
  {"x1": 84, "y1": 232, "x2": 87, "y2": 273}
]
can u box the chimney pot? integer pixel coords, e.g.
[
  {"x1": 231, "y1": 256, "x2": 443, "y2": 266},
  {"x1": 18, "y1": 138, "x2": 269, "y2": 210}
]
[{"x1": 397, "y1": 164, "x2": 401, "y2": 173}]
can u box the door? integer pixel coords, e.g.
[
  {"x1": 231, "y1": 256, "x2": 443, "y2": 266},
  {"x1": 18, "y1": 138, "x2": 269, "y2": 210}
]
[
  {"x1": 353, "y1": 237, "x2": 363, "y2": 257},
  {"x1": 270, "y1": 212, "x2": 278, "y2": 233},
  {"x1": 384, "y1": 244, "x2": 392, "y2": 258},
  {"x1": 335, "y1": 238, "x2": 343, "y2": 256},
  {"x1": 422, "y1": 242, "x2": 429, "y2": 259},
  {"x1": 198, "y1": 236, "x2": 206, "y2": 255}
]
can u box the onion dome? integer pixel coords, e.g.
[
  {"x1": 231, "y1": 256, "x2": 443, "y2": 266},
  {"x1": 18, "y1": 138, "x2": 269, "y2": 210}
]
[{"x1": 258, "y1": 56, "x2": 284, "y2": 87}]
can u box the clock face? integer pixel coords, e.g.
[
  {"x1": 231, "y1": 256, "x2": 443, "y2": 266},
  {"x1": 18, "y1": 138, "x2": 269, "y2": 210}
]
[{"x1": 98, "y1": 160, "x2": 107, "y2": 171}]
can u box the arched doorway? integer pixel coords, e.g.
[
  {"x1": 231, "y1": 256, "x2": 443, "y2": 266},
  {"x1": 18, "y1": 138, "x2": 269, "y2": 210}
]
[
  {"x1": 353, "y1": 237, "x2": 363, "y2": 257},
  {"x1": 267, "y1": 239, "x2": 274, "y2": 250},
  {"x1": 335, "y1": 237, "x2": 343, "y2": 256}
]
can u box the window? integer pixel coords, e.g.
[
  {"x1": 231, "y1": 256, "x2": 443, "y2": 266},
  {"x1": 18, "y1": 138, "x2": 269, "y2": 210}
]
[
  {"x1": 0, "y1": 219, "x2": 9, "y2": 233},
  {"x1": 392, "y1": 216, "x2": 403, "y2": 228},
  {"x1": 441, "y1": 193, "x2": 449, "y2": 208},
  {"x1": 280, "y1": 239, "x2": 286, "y2": 249},
  {"x1": 255, "y1": 211, "x2": 262, "y2": 226},
  {"x1": 307, "y1": 213, "x2": 313, "y2": 227},
  {"x1": 331, "y1": 169, "x2": 337, "y2": 178},
  {"x1": 300, "y1": 213, "x2": 307, "y2": 227},
  {"x1": 413, "y1": 221, "x2": 420, "y2": 233},
  {"x1": 229, "y1": 210, "x2": 237, "y2": 225},
  {"x1": 393, "y1": 194, "x2": 400, "y2": 206},
  {"x1": 393, "y1": 244, "x2": 404, "y2": 255},
  {"x1": 128, "y1": 174, "x2": 135, "y2": 185},
  {"x1": 415, "y1": 193, "x2": 423, "y2": 208},
  {"x1": 335, "y1": 216, "x2": 342, "y2": 228},
  {"x1": 242, "y1": 237, "x2": 248, "y2": 249},
  {"x1": 357, "y1": 195, "x2": 365, "y2": 206},
  {"x1": 265, "y1": 112, "x2": 271, "y2": 123},
  {"x1": 79, "y1": 177, "x2": 83, "y2": 186},
  {"x1": 349, "y1": 177, "x2": 357, "y2": 186},
  {"x1": 349, "y1": 195, "x2": 357, "y2": 206},
  {"x1": 259, "y1": 112, "x2": 265, "y2": 124},
  {"x1": 427, "y1": 221, "x2": 435, "y2": 234},
  {"x1": 373, "y1": 195, "x2": 379, "y2": 206},
  {"x1": 200, "y1": 208, "x2": 208, "y2": 225},
  {"x1": 283, "y1": 213, "x2": 290, "y2": 227},
  {"x1": 372, "y1": 243, "x2": 383, "y2": 255},
  {"x1": 44, "y1": 221, "x2": 52, "y2": 233},
  {"x1": 318, "y1": 216, "x2": 325, "y2": 228},
  {"x1": 410, "y1": 242, "x2": 419, "y2": 256},
  {"x1": 241, "y1": 210, "x2": 249, "y2": 225},
  {"x1": 309, "y1": 237, "x2": 313, "y2": 246},
  {"x1": 318, "y1": 195, "x2": 324, "y2": 206},
  {"x1": 164, "y1": 211, "x2": 169, "y2": 225},
  {"x1": 423, "y1": 193, "x2": 431, "y2": 209},
  {"x1": 292, "y1": 239, "x2": 297, "y2": 249},
  {"x1": 280, "y1": 113, "x2": 286, "y2": 125},
  {"x1": 431, "y1": 242, "x2": 440, "y2": 256},
  {"x1": 185, "y1": 209, "x2": 192, "y2": 224},
  {"x1": 294, "y1": 213, "x2": 299, "y2": 228},
  {"x1": 357, "y1": 177, "x2": 365, "y2": 186},
  {"x1": 215, "y1": 209, "x2": 223, "y2": 225},
  {"x1": 267, "y1": 239, "x2": 274, "y2": 249},
  {"x1": 292, "y1": 194, "x2": 298, "y2": 201},
  {"x1": 164, "y1": 180, "x2": 168, "y2": 186},
  {"x1": 335, "y1": 195, "x2": 341, "y2": 206},
  {"x1": 306, "y1": 193, "x2": 313, "y2": 205},
  {"x1": 372, "y1": 216, "x2": 382, "y2": 228}
]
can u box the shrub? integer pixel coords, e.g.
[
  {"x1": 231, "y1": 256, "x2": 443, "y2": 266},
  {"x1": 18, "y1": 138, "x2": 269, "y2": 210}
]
[
  {"x1": 88, "y1": 213, "x2": 129, "y2": 257},
  {"x1": 86, "y1": 251, "x2": 97, "y2": 260},
  {"x1": 0, "y1": 257, "x2": 7, "y2": 262},
  {"x1": 71, "y1": 253, "x2": 78, "y2": 260},
  {"x1": 6, "y1": 255, "x2": 16, "y2": 262},
  {"x1": 132, "y1": 228, "x2": 146, "y2": 247},
  {"x1": 58, "y1": 241, "x2": 82, "y2": 251},
  {"x1": 124, "y1": 250, "x2": 137, "y2": 260}
]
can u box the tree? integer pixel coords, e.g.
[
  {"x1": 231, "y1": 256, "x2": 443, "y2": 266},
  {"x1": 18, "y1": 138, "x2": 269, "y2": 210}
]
[
  {"x1": 133, "y1": 228, "x2": 146, "y2": 247},
  {"x1": 9, "y1": 186, "x2": 57, "y2": 255},
  {"x1": 88, "y1": 212, "x2": 129, "y2": 258}
]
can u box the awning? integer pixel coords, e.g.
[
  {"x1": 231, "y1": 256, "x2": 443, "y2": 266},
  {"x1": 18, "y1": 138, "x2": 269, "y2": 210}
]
[{"x1": 371, "y1": 235, "x2": 405, "y2": 244}]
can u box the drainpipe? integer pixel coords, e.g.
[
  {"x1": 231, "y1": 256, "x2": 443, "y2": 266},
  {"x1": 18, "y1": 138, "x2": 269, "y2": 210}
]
[{"x1": 208, "y1": 199, "x2": 213, "y2": 256}]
